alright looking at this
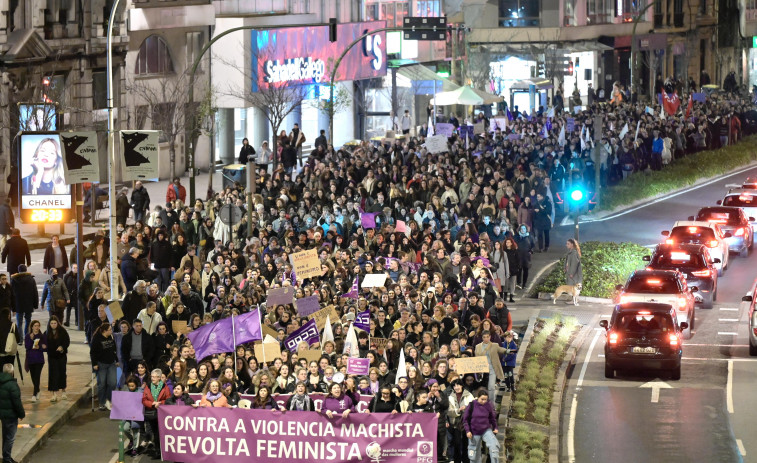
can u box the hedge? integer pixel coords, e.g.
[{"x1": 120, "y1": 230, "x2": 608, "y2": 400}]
[
  {"x1": 533, "y1": 241, "x2": 648, "y2": 299},
  {"x1": 598, "y1": 136, "x2": 757, "y2": 212}
]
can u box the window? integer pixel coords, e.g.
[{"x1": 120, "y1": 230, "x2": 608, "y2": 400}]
[
  {"x1": 92, "y1": 70, "x2": 107, "y2": 109},
  {"x1": 617, "y1": 0, "x2": 647, "y2": 22},
  {"x1": 135, "y1": 105, "x2": 148, "y2": 130},
  {"x1": 415, "y1": 0, "x2": 440, "y2": 17},
  {"x1": 186, "y1": 31, "x2": 204, "y2": 73},
  {"x1": 499, "y1": 0, "x2": 540, "y2": 27},
  {"x1": 134, "y1": 35, "x2": 174, "y2": 75},
  {"x1": 364, "y1": 0, "x2": 410, "y2": 27},
  {"x1": 587, "y1": 0, "x2": 614, "y2": 24}
]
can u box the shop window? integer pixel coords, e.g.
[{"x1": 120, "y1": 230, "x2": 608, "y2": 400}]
[
  {"x1": 364, "y1": 1, "x2": 409, "y2": 27},
  {"x1": 588, "y1": 0, "x2": 614, "y2": 24},
  {"x1": 500, "y1": 0, "x2": 540, "y2": 27},
  {"x1": 135, "y1": 35, "x2": 174, "y2": 76}
]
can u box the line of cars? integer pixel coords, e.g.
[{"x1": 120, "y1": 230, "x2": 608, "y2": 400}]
[{"x1": 601, "y1": 177, "x2": 757, "y2": 378}]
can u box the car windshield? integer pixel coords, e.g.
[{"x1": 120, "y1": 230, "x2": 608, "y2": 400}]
[
  {"x1": 723, "y1": 195, "x2": 756, "y2": 207},
  {"x1": 617, "y1": 313, "x2": 674, "y2": 334},
  {"x1": 670, "y1": 226, "x2": 715, "y2": 244},
  {"x1": 625, "y1": 276, "x2": 679, "y2": 293},
  {"x1": 651, "y1": 252, "x2": 707, "y2": 269},
  {"x1": 696, "y1": 209, "x2": 740, "y2": 225}
]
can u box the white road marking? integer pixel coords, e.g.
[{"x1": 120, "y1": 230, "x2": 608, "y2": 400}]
[
  {"x1": 651, "y1": 388, "x2": 660, "y2": 403},
  {"x1": 597, "y1": 354, "x2": 605, "y2": 358},
  {"x1": 682, "y1": 357, "x2": 757, "y2": 362},
  {"x1": 640, "y1": 380, "x2": 671, "y2": 404},
  {"x1": 108, "y1": 453, "x2": 120, "y2": 463},
  {"x1": 683, "y1": 343, "x2": 749, "y2": 347},
  {"x1": 720, "y1": 308, "x2": 739, "y2": 311},
  {"x1": 560, "y1": 163, "x2": 757, "y2": 225},
  {"x1": 567, "y1": 394, "x2": 578, "y2": 463},
  {"x1": 718, "y1": 332, "x2": 739, "y2": 336},
  {"x1": 737, "y1": 439, "x2": 746, "y2": 457},
  {"x1": 600, "y1": 314, "x2": 610, "y2": 318},
  {"x1": 719, "y1": 319, "x2": 740, "y2": 322},
  {"x1": 727, "y1": 360, "x2": 734, "y2": 414},
  {"x1": 578, "y1": 330, "x2": 602, "y2": 387}
]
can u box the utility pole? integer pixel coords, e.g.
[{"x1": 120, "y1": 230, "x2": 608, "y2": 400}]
[{"x1": 105, "y1": 0, "x2": 122, "y2": 302}]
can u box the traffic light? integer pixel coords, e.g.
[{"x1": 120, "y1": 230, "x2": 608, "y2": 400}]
[
  {"x1": 567, "y1": 60, "x2": 574, "y2": 76},
  {"x1": 329, "y1": 18, "x2": 337, "y2": 42},
  {"x1": 567, "y1": 183, "x2": 588, "y2": 211}
]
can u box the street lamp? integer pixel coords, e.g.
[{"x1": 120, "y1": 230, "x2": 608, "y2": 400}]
[
  {"x1": 106, "y1": 0, "x2": 121, "y2": 302},
  {"x1": 630, "y1": 1, "x2": 656, "y2": 98}
]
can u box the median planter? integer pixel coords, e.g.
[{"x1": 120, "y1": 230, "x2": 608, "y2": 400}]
[
  {"x1": 505, "y1": 315, "x2": 580, "y2": 463},
  {"x1": 533, "y1": 241, "x2": 648, "y2": 299}
]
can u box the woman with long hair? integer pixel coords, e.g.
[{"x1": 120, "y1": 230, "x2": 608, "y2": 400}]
[
  {"x1": 90, "y1": 323, "x2": 117, "y2": 410},
  {"x1": 564, "y1": 239, "x2": 583, "y2": 304},
  {"x1": 199, "y1": 378, "x2": 230, "y2": 408},
  {"x1": 45, "y1": 315, "x2": 70, "y2": 402},
  {"x1": 503, "y1": 237, "x2": 520, "y2": 303},
  {"x1": 22, "y1": 137, "x2": 68, "y2": 195},
  {"x1": 251, "y1": 385, "x2": 276, "y2": 409},
  {"x1": 25, "y1": 319, "x2": 47, "y2": 402}
]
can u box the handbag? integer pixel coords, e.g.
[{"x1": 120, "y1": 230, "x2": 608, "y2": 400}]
[
  {"x1": 143, "y1": 407, "x2": 157, "y2": 420},
  {"x1": 55, "y1": 298, "x2": 67, "y2": 309},
  {"x1": 4, "y1": 324, "x2": 17, "y2": 356}
]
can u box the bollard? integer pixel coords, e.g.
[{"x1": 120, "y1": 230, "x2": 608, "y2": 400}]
[{"x1": 118, "y1": 420, "x2": 126, "y2": 463}]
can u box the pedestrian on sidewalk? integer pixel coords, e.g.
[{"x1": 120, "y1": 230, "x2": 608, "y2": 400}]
[
  {"x1": 62, "y1": 264, "x2": 78, "y2": 327},
  {"x1": 0, "y1": 199, "x2": 14, "y2": 253},
  {"x1": 564, "y1": 239, "x2": 583, "y2": 304},
  {"x1": 0, "y1": 309, "x2": 20, "y2": 369},
  {"x1": 503, "y1": 238, "x2": 520, "y2": 303},
  {"x1": 115, "y1": 187, "x2": 131, "y2": 226},
  {"x1": 42, "y1": 235, "x2": 68, "y2": 277},
  {"x1": 10, "y1": 266, "x2": 36, "y2": 338},
  {"x1": 238, "y1": 137, "x2": 256, "y2": 164},
  {"x1": 463, "y1": 389, "x2": 500, "y2": 463},
  {"x1": 256, "y1": 141, "x2": 272, "y2": 173},
  {"x1": 130, "y1": 181, "x2": 151, "y2": 224},
  {"x1": 166, "y1": 177, "x2": 186, "y2": 204},
  {"x1": 1, "y1": 229, "x2": 30, "y2": 276},
  {"x1": 501, "y1": 331, "x2": 518, "y2": 392},
  {"x1": 473, "y1": 330, "x2": 509, "y2": 406},
  {"x1": 0, "y1": 363, "x2": 25, "y2": 463},
  {"x1": 90, "y1": 323, "x2": 118, "y2": 411},
  {"x1": 41, "y1": 268, "x2": 70, "y2": 323},
  {"x1": 514, "y1": 225, "x2": 534, "y2": 290},
  {"x1": 24, "y1": 320, "x2": 47, "y2": 402},
  {"x1": 44, "y1": 316, "x2": 69, "y2": 402},
  {"x1": 289, "y1": 123, "x2": 306, "y2": 167}
]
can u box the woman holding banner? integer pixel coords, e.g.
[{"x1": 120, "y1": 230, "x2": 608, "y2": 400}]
[
  {"x1": 199, "y1": 379, "x2": 229, "y2": 408},
  {"x1": 322, "y1": 382, "x2": 354, "y2": 418},
  {"x1": 142, "y1": 368, "x2": 170, "y2": 458},
  {"x1": 283, "y1": 382, "x2": 314, "y2": 411}
]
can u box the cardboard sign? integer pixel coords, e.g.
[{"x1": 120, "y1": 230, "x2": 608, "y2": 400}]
[
  {"x1": 362, "y1": 273, "x2": 387, "y2": 288},
  {"x1": 267, "y1": 286, "x2": 295, "y2": 306},
  {"x1": 435, "y1": 123, "x2": 455, "y2": 137},
  {"x1": 171, "y1": 320, "x2": 189, "y2": 335},
  {"x1": 60, "y1": 131, "x2": 100, "y2": 184},
  {"x1": 119, "y1": 130, "x2": 160, "y2": 181},
  {"x1": 309, "y1": 305, "x2": 340, "y2": 331},
  {"x1": 289, "y1": 248, "x2": 321, "y2": 280},
  {"x1": 105, "y1": 301, "x2": 124, "y2": 323},
  {"x1": 254, "y1": 342, "x2": 282, "y2": 364},
  {"x1": 455, "y1": 356, "x2": 491, "y2": 375},
  {"x1": 566, "y1": 117, "x2": 575, "y2": 133},
  {"x1": 261, "y1": 323, "x2": 279, "y2": 339},
  {"x1": 296, "y1": 295, "x2": 322, "y2": 317},
  {"x1": 423, "y1": 135, "x2": 448, "y2": 154},
  {"x1": 371, "y1": 338, "x2": 389, "y2": 351},
  {"x1": 298, "y1": 348, "x2": 323, "y2": 364},
  {"x1": 346, "y1": 357, "x2": 371, "y2": 375},
  {"x1": 473, "y1": 121, "x2": 485, "y2": 135}
]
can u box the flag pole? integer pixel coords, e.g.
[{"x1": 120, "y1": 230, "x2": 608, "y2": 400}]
[
  {"x1": 231, "y1": 313, "x2": 237, "y2": 377},
  {"x1": 257, "y1": 305, "x2": 267, "y2": 365}
]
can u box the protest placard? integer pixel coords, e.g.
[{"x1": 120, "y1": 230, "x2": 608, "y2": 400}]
[
  {"x1": 171, "y1": 321, "x2": 189, "y2": 335},
  {"x1": 489, "y1": 117, "x2": 508, "y2": 132},
  {"x1": 298, "y1": 349, "x2": 323, "y2": 364},
  {"x1": 261, "y1": 323, "x2": 279, "y2": 339},
  {"x1": 266, "y1": 286, "x2": 294, "y2": 306},
  {"x1": 566, "y1": 117, "x2": 575, "y2": 132},
  {"x1": 362, "y1": 273, "x2": 387, "y2": 288},
  {"x1": 423, "y1": 134, "x2": 448, "y2": 154},
  {"x1": 289, "y1": 248, "x2": 321, "y2": 280},
  {"x1": 105, "y1": 301, "x2": 124, "y2": 323},
  {"x1": 435, "y1": 122, "x2": 455, "y2": 137},
  {"x1": 473, "y1": 121, "x2": 485, "y2": 134},
  {"x1": 309, "y1": 305, "x2": 340, "y2": 331},
  {"x1": 371, "y1": 338, "x2": 389, "y2": 351},
  {"x1": 284, "y1": 319, "x2": 320, "y2": 352},
  {"x1": 295, "y1": 295, "x2": 321, "y2": 317},
  {"x1": 254, "y1": 342, "x2": 282, "y2": 364},
  {"x1": 346, "y1": 357, "x2": 371, "y2": 375},
  {"x1": 455, "y1": 356, "x2": 491, "y2": 375},
  {"x1": 110, "y1": 391, "x2": 144, "y2": 421}
]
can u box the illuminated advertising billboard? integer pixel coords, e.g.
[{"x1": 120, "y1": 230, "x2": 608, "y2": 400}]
[
  {"x1": 251, "y1": 21, "x2": 387, "y2": 91},
  {"x1": 18, "y1": 132, "x2": 72, "y2": 223}
]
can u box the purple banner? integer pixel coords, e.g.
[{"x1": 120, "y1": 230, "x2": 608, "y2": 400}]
[
  {"x1": 692, "y1": 92, "x2": 706, "y2": 103},
  {"x1": 188, "y1": 393, "x2": 373, "y2": 413},
  {"x1": 346, "y1": 357, "x2": 371, "y2": 375},
  {"x1": 187, "y1": 317, "x2": 235, "y2": 361},
  {"x1": 353, "y1": 310, "x2": 371, "y2": 332},
  {"x1": 435, "y1": 123, "x2": 455, "y2": 137},
  {"x1": 110, "y1": 391, "x2": 144, "y2": 421},
  {"x1": 158, "y1": 406, "x2": 438, "y2": 463},
  {"x1": 296, "y1": 295, "x2": 322, "y2": 317},
  {"x1": 360, "y1": 212, "x2": 378, "y2": 229},
  {"x1": 284, "y1": 318, "x2": 320, "y2": 352}
]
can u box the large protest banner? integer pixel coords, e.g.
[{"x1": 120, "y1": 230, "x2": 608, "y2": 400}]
[
  {"x1": 158, "y1": 406, "x2": 438, "y2": 463},
  {"x1": 188, "y1": 393, "x2": 373, "y2": 413}
]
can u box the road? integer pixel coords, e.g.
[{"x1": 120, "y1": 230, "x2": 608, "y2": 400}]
[{"x1": 558, "y1": 165, "x2": 757, "y2": 463}]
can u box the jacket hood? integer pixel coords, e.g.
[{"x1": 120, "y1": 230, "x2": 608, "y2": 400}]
[
  {"x1": 11, "y1": 272, "x2": 31, "y2": 280},
  {"x1": 0, "y1": 372, "x2": 15, "y2": 384}
]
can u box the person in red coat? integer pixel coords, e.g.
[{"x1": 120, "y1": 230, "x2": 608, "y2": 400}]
[
  {"x1": 165, "y1": 177, "x2": 186, "y2": 204},
  {"x1": 142, "y1": 368, "x2": 170, "y2": 457}
]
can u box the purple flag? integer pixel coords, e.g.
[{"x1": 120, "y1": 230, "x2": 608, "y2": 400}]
[
  {"x1": 158, "y1": 405, "x2": 438, "y2": 463},
  {"x1": 187, "y1": 317, "x2": 235, "y2": 361},
  {"x1": 546, "y1": 118, "x2": 553, "y2": 132},
  {"x1": 360, "y1": 212, "x2": 378, "y2": 229},
  {"x1": 354, "y1": 310, "x2": 371, "y2": 332},
  {"x1": 346, "y1": 357, "x2": 371, "y2": 375},
  {"x1": 110, "y1": 391, "x2": 144, "y2": 421},
  {"x1": 506, "y1": 107, "x2": 513, "y2": 121},
  {"x1": 233, "y1": 309, "x2": 263, "y2": 345},
  {"x1": 284, "y1": 318, "x2": 320, "y2": 352},
  {"x1": 340, "y1": 276, "x2": 359, "y2": 299}
]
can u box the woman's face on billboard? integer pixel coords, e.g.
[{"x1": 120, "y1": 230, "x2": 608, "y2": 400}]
[{"x1": 35, "y1": 141, "x2": 58, "y2": 169}]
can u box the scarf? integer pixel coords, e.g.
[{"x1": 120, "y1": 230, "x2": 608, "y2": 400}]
[
  {"x1": 290, "y1": 393, "x2": 308, "y2": 411},
  {"x1": 205, "y1": 391, "x2": 223, "y2": 403},
  {"x1": 150, "y1": 381, "x2": 164, "y2": 402}
]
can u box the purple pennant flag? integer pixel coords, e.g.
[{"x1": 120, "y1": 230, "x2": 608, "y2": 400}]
[
  {"x1": 506, "y1": 108, "x2": 513, "y2": 121},
  {"x1": 187, "y1": 317, "x2": 235, "y2": 361},
  {"x1": 360, "y1": 212, "x2": 378, "y2": 229},
  {"x1": 284, "y1": 318, "x2": 320, "y2": 352},
  {"x1": 110, "y1": 391, "x2": 144, "y2": 421},
  {"x1": 546, "y1": 118, "x2": 552, "y2": 132},
  {"x1": 233, "y1": 309, "x2": 263, "y2": 345},
  {"x1": 341, "y1": 276, "x2": 359, "y2": 299},
  {"x1": 353, "y1": 310, "x2": 371, "y2": 332}
]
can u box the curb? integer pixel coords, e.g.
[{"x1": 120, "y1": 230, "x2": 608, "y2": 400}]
[
  {"x1": 16, "y1": 377, "x2": 95, "y2": 463},
  {"x1": 498, "y1": 315, "x2": 538, "y2": 436},
  {"x1": 536, "y1": 293, "x2": 614, "y2": 305},
  {"x1": 548, "y1": 314, "x2": 599, "y2": 463}
]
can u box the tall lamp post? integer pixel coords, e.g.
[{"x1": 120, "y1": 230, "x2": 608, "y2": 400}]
[
  {"x1": 630, "y1": 1, "x2": 656, "y2": 98},
  {"x1": 106, "y1": 0, "x2": 122, "y2": 302}
]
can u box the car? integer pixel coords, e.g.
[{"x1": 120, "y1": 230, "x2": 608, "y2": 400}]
[
  {"x1": 718, "y1": 189, "x2": 757, "y2": 233},
  {"x1": 661, "y1": 221, "x2": 731, "y2": 276},
  {"x1": 643, "y1": 243, "x2": 718, "y2": 309},
  {"x1": 600, "y1": 302, "x2": 687, "y2": 380},
  {"x1": 689, "y1": 206, "x2": 754, "y2": 257},
  {"x1": 741, "y1": 279, "x2": 757, "y2": 356},
  {"x1": 725, "y1": 177, "x2": 757, "y2": 190},
  {"x1": 615, "y1": 269, "x2": 696, "y2": 339}
]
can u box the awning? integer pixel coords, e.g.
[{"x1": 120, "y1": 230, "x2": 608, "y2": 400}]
[
  {"x1": 434, "y1": 86, "x2": 502, "y2": 106},
  {"x1": 509, "y1": 78, "x2": 554, "y2": 91},
  {"x1": 396, "y1": 64, "x2": 460, "y2": 92}
]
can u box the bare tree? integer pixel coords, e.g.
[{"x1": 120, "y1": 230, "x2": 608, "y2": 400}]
[
  {"x1": 126, "y1": 69, "x2": 201, "y2": 179},
  {"x1": 467, "y1": 45, "x2": 494, "y2": 92}
]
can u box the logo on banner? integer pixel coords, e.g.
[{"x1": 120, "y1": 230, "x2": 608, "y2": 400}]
[
  {"x1": 264, "y1": 58, "x2": 326, "y2": 84},
  {"x1": 363, "y1": 31, "x2": 384, "y2": 71},
  {"x1": 284, "y1": 318, "x2": 320, "y2": 352},
  {"x1": 366, "y1": 442, "x2": 382, "y2": 463},
  {"x1": 417, "y1": 441, "x2": 434, "y2": 462}
]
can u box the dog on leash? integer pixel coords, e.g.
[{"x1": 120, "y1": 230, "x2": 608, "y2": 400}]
[{"x1": 553, "y1": 283, "x2": 582, "y2": 306}]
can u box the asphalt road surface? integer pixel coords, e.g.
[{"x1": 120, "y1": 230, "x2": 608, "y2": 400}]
[{"x1": 559, "y1": 165, "x2": 757, "y2": 463}]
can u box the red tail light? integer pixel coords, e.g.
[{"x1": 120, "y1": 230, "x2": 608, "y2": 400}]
[
  {"x1": 735, "y1": 228, "x2": 745, "y2": 237},
  {"x1": 691, "y1": 269, "x2": 710, "y2": 277},
  {"x1": 665, "y1": 239, "x2": 674, "y2": 244},
  {"x1": 753, "y1": 327, "x2": 757, "y2": 336},
  {"x1": 677, "y1": 297, "x2": 687, "y2": 309},
  {"x1": 707, "y1": 240, "x2": 719, "y2": 248},
  {"x1": 619, "y1": 295, "x2": 630, "y2": 304},
  {"x1": 669, "y1": 334, "x2": 679, "y2": 346},
  {"x1": 609, "y1": 332, "x2": 619, "y2": 345}
]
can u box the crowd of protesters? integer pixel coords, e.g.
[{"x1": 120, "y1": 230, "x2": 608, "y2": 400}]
[{"x1": 0, "y1": 75, "x2": 752, "y2": 463}]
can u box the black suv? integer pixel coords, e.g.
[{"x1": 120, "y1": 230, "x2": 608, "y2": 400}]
[
  {"x1": 643, "y1": 243, "x2": 718, "y2": 309},
  {"x1": 600, "y1": 302, "x2": 687, "y2": 380}
]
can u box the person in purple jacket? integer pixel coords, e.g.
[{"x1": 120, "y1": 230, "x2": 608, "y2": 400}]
[
  {"x1": 322, "y1": 382, "x2": 354, "y2": 419},
  {"x1": 24, "y1": 320, "x2": 47, "y2": 402},
  {"x1": 463, "y1": 389, "x2": 500, "y2": 463}
]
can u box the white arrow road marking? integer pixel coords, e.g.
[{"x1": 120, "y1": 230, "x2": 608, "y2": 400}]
[{"x1": 639, "y1": 379, "x2": 672, "y2": 403}]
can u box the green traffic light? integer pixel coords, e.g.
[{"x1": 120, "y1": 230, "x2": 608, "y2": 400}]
[{"x1": 570, "y1": 189, "x2": 584, "y2": 202}]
